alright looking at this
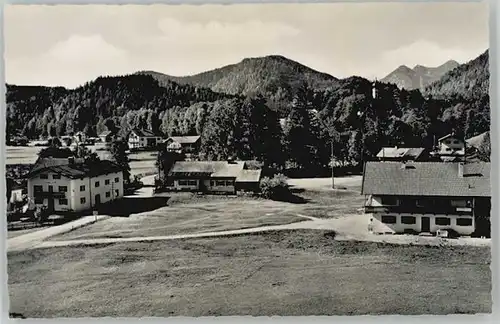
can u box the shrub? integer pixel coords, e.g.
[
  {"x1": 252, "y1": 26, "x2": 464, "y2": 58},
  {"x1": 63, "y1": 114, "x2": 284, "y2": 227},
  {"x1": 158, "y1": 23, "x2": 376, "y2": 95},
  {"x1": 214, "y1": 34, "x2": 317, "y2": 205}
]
[{"x1": 260, "y1": 173, "x2": 290, "y2": 199}]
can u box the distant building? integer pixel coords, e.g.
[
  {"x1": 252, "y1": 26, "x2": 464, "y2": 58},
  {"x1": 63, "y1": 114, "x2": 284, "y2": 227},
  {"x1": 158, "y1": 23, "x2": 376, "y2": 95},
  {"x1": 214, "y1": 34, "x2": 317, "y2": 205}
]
[
  {"x1": 166, "y1": 160, "x2": 262, "y2": 194},
  {"x1": 362, "y1": 161, "x2": 490, "y2": 237},
  {"x1": 26, "y1": 158, "x2": 124, "y2": 213},
  {"x1": 99, "y1": 130, "x2": 118, "y2": 143},
  {"x1": 431, "y1": 133, "x2": 466, "y2": 162},
  {"x1": 74, "y1": 131, "x2": 87, "y2": 144},
  {"x1": 128, "y1": 129, "x2": 163, "y2": 151},
  {"x1": 376, "y1": 147, "x2": 429, "y2": 162},
  {"x1": 164, "y1": 136, "x2": 201, "y2": 154}
]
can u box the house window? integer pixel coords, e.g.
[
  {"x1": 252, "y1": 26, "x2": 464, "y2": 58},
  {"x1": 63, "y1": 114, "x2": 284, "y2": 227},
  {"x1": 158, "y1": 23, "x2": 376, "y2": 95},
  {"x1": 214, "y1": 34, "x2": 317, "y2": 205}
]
[
  {"x1": 381, "y1": 196, "x2": 398, "y2": 206},
  {"x1": 105, "y1": 179, "x2": 110, "y2": 185},
  {"x1": 80, "y1": 197, "x2": 86, "y2": 204},
  {"x1": 80, "y1": 185, "x2": 86, "y2": 191},
  {"x1": 416, "y1": 199, "x2": 433, "y2": 208},
  {"x1": 178, "y1": 180, "x2": 187, "y2": 186},
  {"x1": 95, "y1": 181, "x2": 100, "y2": 188},
  {"x1": 35, "y1": 197, "x2": 44, "y2": 204},
  {"x1": 53, "y1": 174, "x2": 61, "y2": 180},
  {"x1": 115, "y1": 189, "x2": 120, "y2": 197},
  {"x1": 381, "y1": 215, "x2": 397, "y2": 224},
  {"x1": 435, "y1": 217, "x2": 451, "y2": 226},
  {"x1": 451, "y1": 200, "x2": 468, "y2": 208},
  {"x1": 58, "y1": 186, "x2": 68, "y2": 192},
  {"x1": 401, "y1": 216, "x2": 416, "y2": 225},
  {"x1": 59, "y1": 198, "x2": 68, "y2": 205},
  {"x1": 187, "y1": 180, "x2": 197, "y2": 186},
  {"x1": 34, "y1": 185, "x2": 43, "y2": 192},
  {"x1": 115, "y1": 177, "x2": 119, "y2": 183},
  {"x1": 210, "y1": 180, "x2": 215, "y2": 187},
  {"x1": 40, "y1": 174, "x2": 48, "y2": 179},
  {"x1": 456, "y1": 218, "x2": 473, "y2": 226},
  {"x1": 106, "y1": 191, "x2": 111, "y2": 198}
]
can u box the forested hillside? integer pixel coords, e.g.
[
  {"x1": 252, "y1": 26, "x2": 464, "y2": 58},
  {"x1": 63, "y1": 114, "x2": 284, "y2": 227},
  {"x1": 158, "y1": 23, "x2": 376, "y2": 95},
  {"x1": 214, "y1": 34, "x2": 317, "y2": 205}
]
[
  {"x1": 5, "y1": 50, "x2": 490, "y2": 173},
  {"x1": 138, "y1": 55, "x2": 340, "y2": 115}
]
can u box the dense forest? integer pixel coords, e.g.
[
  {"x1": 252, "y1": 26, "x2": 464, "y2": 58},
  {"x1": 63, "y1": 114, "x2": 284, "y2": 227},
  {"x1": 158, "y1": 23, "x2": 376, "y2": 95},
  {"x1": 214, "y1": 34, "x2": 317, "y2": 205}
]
[{"x1": 5, "y1": 49, "x2": 490, "y2": 174}]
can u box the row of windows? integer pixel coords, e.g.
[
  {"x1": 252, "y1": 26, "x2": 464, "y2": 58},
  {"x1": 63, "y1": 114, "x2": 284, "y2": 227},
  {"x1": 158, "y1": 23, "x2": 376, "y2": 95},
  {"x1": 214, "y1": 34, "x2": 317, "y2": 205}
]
[
  {"x1": 37, "y1": 176, "x2": 120, "y2": 188},
  {"x1": 34, "y1": 185, "x2": 68, "y2": 192},
  {"x1": 211, "y1": 180, "x2": 234, "y2": 187},
  {"x1": 380, "y1": 215, "x2": 473, "y2": 227},
  {"x1": 35, "y1": 190, "x2": 120, "y2": 206},
  {"x1": 379, "y1": 197, "x2": 471, "y2": 208},
  {"x1": 178, "y1": 180, "x2": 198, "y2": 186}
]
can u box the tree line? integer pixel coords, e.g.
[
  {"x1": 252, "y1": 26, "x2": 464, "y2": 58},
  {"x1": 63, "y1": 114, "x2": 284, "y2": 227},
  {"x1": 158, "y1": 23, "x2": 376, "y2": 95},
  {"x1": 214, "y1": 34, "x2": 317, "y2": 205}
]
[{"x1": 6, "y1": 69, "x2": 491, "y2": 176}]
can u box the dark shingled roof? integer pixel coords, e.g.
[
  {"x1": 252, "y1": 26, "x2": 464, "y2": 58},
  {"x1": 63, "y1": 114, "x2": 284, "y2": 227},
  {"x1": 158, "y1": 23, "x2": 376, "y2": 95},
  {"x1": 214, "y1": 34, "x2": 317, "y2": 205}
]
[
  {"x1": 166, "y1": 136, "x2": 201, "y2": 145},
  {"x1": 377, "y1": 147, "x2": 426, "y2": 160},
  {"x1": 27, "y1": 160, "x2": 123, "y2": 179},
  {"x1": 362, "y1": 162, "x2": 490, "y2": 197},
  {"x1": 169, "y1": 161, "x2": 245, "y2": 178},
  {"x1": 131, "y1": 128, "x2": 160, "y2": 137}
]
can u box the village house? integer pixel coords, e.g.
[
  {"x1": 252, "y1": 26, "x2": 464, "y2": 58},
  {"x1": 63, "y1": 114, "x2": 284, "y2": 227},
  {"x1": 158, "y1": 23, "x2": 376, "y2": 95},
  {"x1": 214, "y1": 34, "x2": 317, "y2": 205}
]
[
  {"x1": 99, "y1": 130, "x2": 118, "y2": 143},
  {"x1": 26, "y1": 158, "x2": 124, "y2": 213},
  {"x1": 431, "y1": 133, "x2": 466, "y2": 162},
  {"x1": 166, "y1": 160, "x2": 262, "y2": 194},
  {"x1": 73, "y1": 131, "x2": 87, "y2": 144},
  {"x1": 164, "y1": 135, "x2": 201, "y2": 154},
  {"x1": 376, "y1": 147, "x2": 430, "y2": 162},
  {"x1": 362, "y1": 161, "x2": 490, "y2": 237},
  {"x1": 127, "y1": 128, "x2": 163, "y2": 151}
]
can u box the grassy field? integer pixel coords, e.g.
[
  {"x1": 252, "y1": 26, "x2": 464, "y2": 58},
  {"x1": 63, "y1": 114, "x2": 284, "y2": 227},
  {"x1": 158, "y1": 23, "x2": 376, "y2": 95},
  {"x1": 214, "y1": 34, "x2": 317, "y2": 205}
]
[
  {"x1": 51, "y1": 196, "x2": 306, "y2": 241},
  {"x1": 49, "y1": 188, "x2": 364, "y2": 241},
  {"x1": 8, "y1": 230, "x2": 491, "y2": 317}
]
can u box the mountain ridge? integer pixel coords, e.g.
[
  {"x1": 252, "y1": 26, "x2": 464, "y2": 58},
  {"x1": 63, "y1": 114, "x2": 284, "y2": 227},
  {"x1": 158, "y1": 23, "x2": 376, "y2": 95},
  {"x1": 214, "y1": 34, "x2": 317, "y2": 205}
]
[{"x1": 381, "y1": 60, "x2": 460, "y2": 90}]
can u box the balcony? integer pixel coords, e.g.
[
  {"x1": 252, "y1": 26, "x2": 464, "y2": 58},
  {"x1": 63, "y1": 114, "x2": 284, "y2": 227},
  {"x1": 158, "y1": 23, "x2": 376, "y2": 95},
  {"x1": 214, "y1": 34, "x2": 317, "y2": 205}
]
[
  {"x1": 364, "y1": 205, "x2": 473, "y2": 216},
  {"x1": 33, "y1": 191, "x2": 66, "y2": 199}
]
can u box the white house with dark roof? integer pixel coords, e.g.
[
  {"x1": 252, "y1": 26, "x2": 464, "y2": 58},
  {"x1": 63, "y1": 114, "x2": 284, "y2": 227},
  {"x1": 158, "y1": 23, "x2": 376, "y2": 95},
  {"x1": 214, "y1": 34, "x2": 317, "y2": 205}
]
[
  {"x1": 362, "y1": 161, "x2": 490, "y2": 236},
  {"x1": 27, "y1": 158, "x2": 124, "y2": 213},
  {"x1": 128, "y1": 129, "x2": 163, "y2": 150},
  {"x1": 164, "y1": 135, "x2": 201, "y2": 154},
  {"x1": 166, "y1": 160, "x2": 262, "y2": 194}
]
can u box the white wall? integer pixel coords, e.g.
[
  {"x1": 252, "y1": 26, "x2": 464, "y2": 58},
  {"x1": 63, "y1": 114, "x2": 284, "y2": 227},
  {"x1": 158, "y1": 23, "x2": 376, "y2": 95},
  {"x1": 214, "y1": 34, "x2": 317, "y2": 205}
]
[
  {"x1": 439, "y1": 137, "x2": 465, "y2": 154},
  {"x1": 28, "y1": 170, "x2": 124, "y2": 213}
]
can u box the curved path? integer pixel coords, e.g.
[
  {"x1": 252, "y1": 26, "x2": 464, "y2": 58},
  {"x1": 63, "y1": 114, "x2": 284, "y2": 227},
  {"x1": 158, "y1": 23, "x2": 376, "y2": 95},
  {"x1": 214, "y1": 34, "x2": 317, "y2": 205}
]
[{"x1": 7, "y1": 174, "x2": 490, "y2": 252}]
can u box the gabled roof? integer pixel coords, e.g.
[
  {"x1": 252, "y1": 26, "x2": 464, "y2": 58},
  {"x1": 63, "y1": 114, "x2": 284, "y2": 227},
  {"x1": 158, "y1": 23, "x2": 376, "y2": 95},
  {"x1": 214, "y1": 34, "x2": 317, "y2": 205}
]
[
  {"x1": 466, "y1": 131, "x2": 489, "y2": 149},
  {"x1": 169, "y1": 161, "x2": 245, "y2": 178},
  {"x1": 236, "y1": 169, "x2": 262, "y2": 183},
  {"x1": 438, "y1": 133, "x2": 463, "y2": 142},
  {"x1": 376, "y1": 147, "x2": 426, "y2": 159},
  {"x1": 130, "y1": 128, "x2": 160, "y2": 137},
  {"x1": 99, "y1": 130, "x2": 117, "y2": 137},
  {"x1": 166, "y1": 135, "x2": 201, "y2": 145},
  {"x1": 362, "y1": 162, "x2": 490, "y2": 197},
  {"x1": 27, "y1": 160, "x2": 123, "y2": 179}
]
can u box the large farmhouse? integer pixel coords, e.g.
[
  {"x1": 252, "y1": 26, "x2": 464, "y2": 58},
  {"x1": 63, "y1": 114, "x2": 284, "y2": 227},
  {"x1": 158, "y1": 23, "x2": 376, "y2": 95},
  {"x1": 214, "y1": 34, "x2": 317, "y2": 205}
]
[
  {"x1": 166, "y1": 160, "x2": 262, "y2": 194},
  {"x1": 362, "y1": 161, "x2": 490, "y2": 237},
  {"x1": 27, "y1": 158, "x2": 124, "y2": 213},
  {"x1": 128, "y1": 129, "x2": 163, "y2": 150}
]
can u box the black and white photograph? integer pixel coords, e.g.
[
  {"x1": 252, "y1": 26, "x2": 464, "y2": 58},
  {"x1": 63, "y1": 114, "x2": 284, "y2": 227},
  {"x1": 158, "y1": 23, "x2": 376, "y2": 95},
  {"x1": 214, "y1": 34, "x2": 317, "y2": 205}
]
[{"x1": 4, "y1": 1, "x2": 492, "y2": 317}]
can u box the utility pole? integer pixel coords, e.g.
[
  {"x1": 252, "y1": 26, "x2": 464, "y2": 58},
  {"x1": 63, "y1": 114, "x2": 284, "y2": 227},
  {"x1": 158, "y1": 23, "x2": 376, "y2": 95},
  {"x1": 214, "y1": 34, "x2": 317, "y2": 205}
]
[{"x1": 331, "y1": 137, "x2": 335, "y2": 189}]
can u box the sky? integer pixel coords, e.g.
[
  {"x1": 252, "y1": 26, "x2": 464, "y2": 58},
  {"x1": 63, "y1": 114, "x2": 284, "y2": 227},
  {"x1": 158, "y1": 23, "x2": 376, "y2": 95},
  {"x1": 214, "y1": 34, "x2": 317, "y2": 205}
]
[{"x1": 4, "y1": 1, "x2": 489, "y2": 89}]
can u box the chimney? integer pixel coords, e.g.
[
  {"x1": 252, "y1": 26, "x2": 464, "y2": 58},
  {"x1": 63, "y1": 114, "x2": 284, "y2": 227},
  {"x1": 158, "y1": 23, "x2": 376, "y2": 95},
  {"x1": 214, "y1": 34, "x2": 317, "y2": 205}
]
[{"x1": 458, "y1": 162, "x2": 464, "y2": 177}]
